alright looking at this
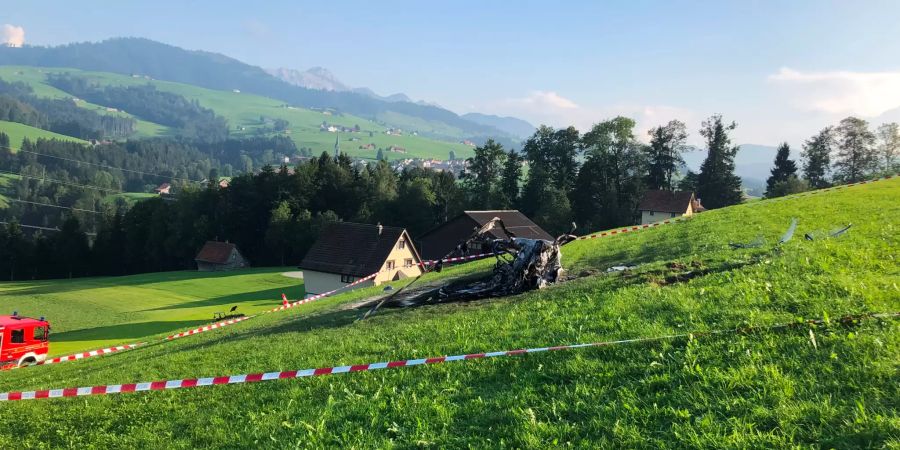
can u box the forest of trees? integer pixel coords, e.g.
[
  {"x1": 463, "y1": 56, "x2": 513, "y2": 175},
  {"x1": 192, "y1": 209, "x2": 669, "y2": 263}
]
[
  {"x1": 0, "y1": 77, "x2": 136, "y2": 140},
  {"x1": 46, "y1": 73, "x2": 230, "y2": 141},
  {"x1": 0, "y1": 111, "x2": 896, "y2": 281}
]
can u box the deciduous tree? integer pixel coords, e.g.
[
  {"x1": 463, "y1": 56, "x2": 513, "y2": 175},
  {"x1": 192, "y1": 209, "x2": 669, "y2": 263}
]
[
  {"x1": 834, "y1": 116, "x2": 877, "y2": 182},
  {"x1": 645, "y1": 120, "x2": 688, "y2": 190}
]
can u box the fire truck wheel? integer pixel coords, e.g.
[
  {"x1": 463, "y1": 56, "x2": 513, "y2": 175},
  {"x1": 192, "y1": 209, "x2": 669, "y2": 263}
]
[{"x1": 18, "y1": 356, "x2": 37, "y2": 367}]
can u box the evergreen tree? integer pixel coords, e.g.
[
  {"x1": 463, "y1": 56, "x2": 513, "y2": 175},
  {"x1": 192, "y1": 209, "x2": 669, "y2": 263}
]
[
  {"x1": 645, "y1": 120, "x2": 688, "y2": 190},
  {"x1": 499, "y1": 150, "x2": 522, "y2": 208},
  {"x1": 448, "y1": 150, "x2": 456, "y2": 161},
  {"x1": 801, "y1": 127, "x2": 833, "y2": 189},
  {"x1": 834, "y1": 116, "x2": 878, "y2": 183},
  {"x1": 677, "y1": 170, "x2": 699, "y2": 192},
  {"x1": 55, "y1": 217, "x2": 90, "y2": 279},
  {"x1": 0, "y1": 131, "x2": 9, "y2": 150},
  {"x1": 696, "y1": 115, "x2": 743, "y2": 208},
  {"x1": 376, "y1": 148, "x2": 384, "y2": 161},
  {"x1": 265, "y1": 201, "x2": 292, "y2": 266},
  {"x1": 764, "y1": 143, "x2": 798, "y2": 198}
]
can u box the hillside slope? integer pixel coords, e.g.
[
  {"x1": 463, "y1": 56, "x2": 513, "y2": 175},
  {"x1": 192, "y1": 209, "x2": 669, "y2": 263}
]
[
  {"x1": 0, "y1": 120, "x2": 89, "y2": 148},
  {"x1": 0, "y1": 178, "x2": 898, "y2": 447},
  {"x1": 0, "y1": 66, "x2": 475, "y2": 160},
  {"x1": 0, "y1": 38, "x2": 515, "y2": 144}
]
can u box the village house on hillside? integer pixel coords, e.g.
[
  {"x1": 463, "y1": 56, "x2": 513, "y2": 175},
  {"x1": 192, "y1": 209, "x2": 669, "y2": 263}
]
[
  {"x1": 194, "y1": 241, "x2": 249, "y2": 271},
  {"x1": 637, "y1": 190, "x2": 705, "y2": 225},
  {"x1": 298, "y1": 222, "x2": 423, "y2": 295},
  {"x1": 416, "y1": 210, "x2": 553, "y2": 262},
  {"x1": 154, "y1": 182, "x2": 171, "y2": 195}
]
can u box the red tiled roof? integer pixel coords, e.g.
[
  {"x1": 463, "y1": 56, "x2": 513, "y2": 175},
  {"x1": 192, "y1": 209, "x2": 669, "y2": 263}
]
[
  {"x1": 638, "y1": 190, "x2": 695, "y2": 213},
  {"x1": 194, "y1": 241, "x2": 238, "y2": 264}
]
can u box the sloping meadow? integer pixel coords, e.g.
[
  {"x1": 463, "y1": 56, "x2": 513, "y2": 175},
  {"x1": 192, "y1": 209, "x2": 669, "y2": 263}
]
[{"x1": 1, "y1": 179, "x2": 898, "y2": 448}]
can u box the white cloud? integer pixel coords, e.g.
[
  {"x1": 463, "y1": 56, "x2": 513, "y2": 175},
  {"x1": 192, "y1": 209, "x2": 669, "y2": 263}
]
[
  {"x1": 511, "y1": 90, "x2": 579, "y2": 110},
  {"x1": 1, "y1": 24, "x2": 25, "y2": 48},
  {"x1": 768, "y1": 67, "x2": 900, "y2": 117}
]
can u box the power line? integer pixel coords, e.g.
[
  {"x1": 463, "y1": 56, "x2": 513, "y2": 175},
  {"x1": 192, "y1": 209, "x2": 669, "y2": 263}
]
[
  {"x1": 7, "y1": 199, "x2": 104, "y2": 215},
  {"x1": 0, "y1": 169, "x2": 124, "y2": 193},
  {"x1": 0, "y1": 221, "x2": 97, "y2": 236},
  {"x1": 0, "y1": 221, "x2": 60, "y2": 232},
  {"x1": 1, "y1": 145, "x2": 204, "y2": 184}
]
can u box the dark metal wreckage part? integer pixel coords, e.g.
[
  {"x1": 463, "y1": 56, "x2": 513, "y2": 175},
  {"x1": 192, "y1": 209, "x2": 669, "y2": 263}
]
[{"x1": 385, "y1": 219, "x2": 577, "y2": 308}]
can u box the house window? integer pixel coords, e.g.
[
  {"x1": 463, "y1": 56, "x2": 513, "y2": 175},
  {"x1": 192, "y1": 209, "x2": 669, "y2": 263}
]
[
  {"x1": 398, "y1": 239, "x2": 406, "y2": 249},
  {"x1": 386, "y1": 260, "x2": 396, "y2": 270},
  {"x1": 33, "y1": 326, "x2": 47, "y2": 341},
  {"x1": 404, "y1": 258, "x2": 413, "y2": 268},
  {"x1": 341, "y1": 274, "x2": 356, "y2": 283},
  {"x1": 649, "y1": 211, "x2": 654, "y2": 216},
  {"x1": 11, "y1": 329, "x2": 24, "y2": 343}
]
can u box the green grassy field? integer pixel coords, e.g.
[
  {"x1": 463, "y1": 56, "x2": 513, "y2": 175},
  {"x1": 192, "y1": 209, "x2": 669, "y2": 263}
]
[
  {"x1": 0, "y1": 268, "x2": 304, "y2": 355},
  {"x1": 0, "y1": 179, "x2": 897, "y2": 447},
  {"x1": 0, "y1": 120, "x2": 89, "y2": 149},
  {"x1": 0, "y1": 66, "x2": 475, "y2": 160}
]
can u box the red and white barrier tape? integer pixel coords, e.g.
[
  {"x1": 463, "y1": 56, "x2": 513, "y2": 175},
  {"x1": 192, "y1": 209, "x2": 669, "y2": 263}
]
[
  {"x1": 267, "y1": 273, "x2": 378, "y2": 313},
  {"x1": 419, "y1": 251, "x2": 500, "y2": 267},
  {"x1": 12, "y1": 175, "x2": 893, "y2": 371},
  {"x1": 4, "y1": 273, "x2": 383, "y2": 370},
  {"x1": 38, "y1": 343, "x2": 146, "y2": 366},
  {"x1": 166, "y1": 273, "x2": 379, "y2": 340},
  {"x1": 3, "y1": 312, "x2": 894, "y2": 402}
]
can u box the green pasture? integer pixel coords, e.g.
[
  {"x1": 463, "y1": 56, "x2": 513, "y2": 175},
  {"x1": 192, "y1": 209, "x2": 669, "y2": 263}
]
[
  {"x1": 0, "y1": 268, "x2": 304, "y2": 355},
  {"x1": 0, "y1": 66, "x2": 474, "y2": 160},
  {"x1": 0, "y1": 178, "x2": 896, "y2": 447},
  {"x1": 0, "y1": 120, "x2": 88, "y2": 149}
]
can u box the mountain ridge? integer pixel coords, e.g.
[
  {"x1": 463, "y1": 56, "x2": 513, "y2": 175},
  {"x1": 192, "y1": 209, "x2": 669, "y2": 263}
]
[{"x1": 0, "y1": 38, "x2": 517, "y2": 145}]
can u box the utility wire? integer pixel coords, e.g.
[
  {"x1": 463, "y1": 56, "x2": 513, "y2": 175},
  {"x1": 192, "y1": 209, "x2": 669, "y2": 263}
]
[
  {"x1": 0, "y1": 221, "x2": 97, "y2": 236},
  {"x1": 0, "y1": 169, "x2": 124, "y2": 193},
  {"x1": 7, "y1": 198, "x2": 104, "y2": 215},
  {"x1": 0, "y1": 145, "x2": 204, "y2": 184}
]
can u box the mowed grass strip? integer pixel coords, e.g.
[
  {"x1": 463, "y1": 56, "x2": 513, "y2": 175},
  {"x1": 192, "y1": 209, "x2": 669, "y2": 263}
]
[
  {"x1": 0, "y1": 267, "x2": 304, "y2": 355},
  {"x1": 0, "y1": 178, "x2": 897, "y2": 448}
]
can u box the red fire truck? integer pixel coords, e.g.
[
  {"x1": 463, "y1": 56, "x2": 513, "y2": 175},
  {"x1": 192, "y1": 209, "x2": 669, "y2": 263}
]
[{"x1": 0, "y1": 313, "x2": 50, "y2": 368}]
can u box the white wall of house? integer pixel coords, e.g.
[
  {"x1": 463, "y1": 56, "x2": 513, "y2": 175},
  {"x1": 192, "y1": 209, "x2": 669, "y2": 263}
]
[
  {"x1": 302, "y1": 270, "x2": 374, "y2": 296},
  {"x1": 640, "y1": 204, "x2": 693, "y2": 225},
  {"x1": 373, "y1": 235, "x2": 424, "y2": 285}
]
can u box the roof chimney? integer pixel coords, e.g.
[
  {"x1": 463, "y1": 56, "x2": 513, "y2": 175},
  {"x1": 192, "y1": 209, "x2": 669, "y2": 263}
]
[{"x1": 377, "y1": 222, "x2": 383, "y2": 235}]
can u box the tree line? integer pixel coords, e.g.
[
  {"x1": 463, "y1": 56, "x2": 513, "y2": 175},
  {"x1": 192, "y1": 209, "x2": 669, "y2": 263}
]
[
  {"x1": 46, "y1": 73, "x2": 230, "y2": 142},
  {"x1": 0, "y1": 77, "x2": 136, "y2": 140},
  {"x1": 0, "y1": 113, "x2": 895, "y2": 281}
]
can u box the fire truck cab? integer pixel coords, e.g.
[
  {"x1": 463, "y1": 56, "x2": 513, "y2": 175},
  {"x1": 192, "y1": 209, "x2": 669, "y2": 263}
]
[{"x1": 0, "y1": 313, "x2": 50, "y2": 368}]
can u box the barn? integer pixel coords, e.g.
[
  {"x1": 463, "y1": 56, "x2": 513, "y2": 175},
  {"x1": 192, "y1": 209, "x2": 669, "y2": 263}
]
[
  {"x1": 194, "y1": 241, "x2": 249, "y2": 272},
  {"x1": 415, "y1": 210, "x2": 553, "y2": 262}
]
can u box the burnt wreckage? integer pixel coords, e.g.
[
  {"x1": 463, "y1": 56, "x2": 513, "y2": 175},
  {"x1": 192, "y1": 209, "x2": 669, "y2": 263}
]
[{"x1": 381, "y1": 218, "x2": 577, "y2": 308}]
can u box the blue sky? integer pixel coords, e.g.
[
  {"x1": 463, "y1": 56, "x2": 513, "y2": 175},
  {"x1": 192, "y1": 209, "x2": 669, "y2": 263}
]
[{"x1": 5, "y1": 0, "x2": 900, "y2": 146}]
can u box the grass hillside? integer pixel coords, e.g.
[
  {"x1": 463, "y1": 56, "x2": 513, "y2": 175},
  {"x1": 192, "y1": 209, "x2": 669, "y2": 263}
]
[
  {"x1": 0, "y1": 179, "x2": 897, "y2": 447},
  {"x1": 0, "y1": 268, "x2": 304, "y2": 355},
  {"x1": 0, "y1": 120, "x2": 89, "y2": 148},
  {"x1": 0, "y1": 66, "x2": 475, "y2": 160}
]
